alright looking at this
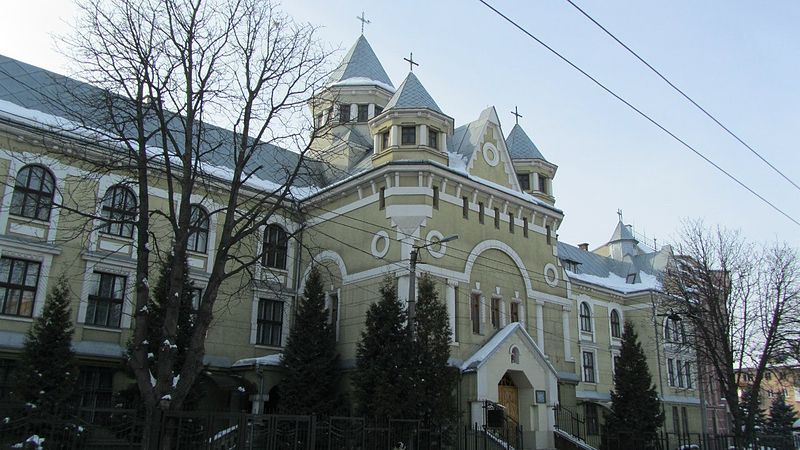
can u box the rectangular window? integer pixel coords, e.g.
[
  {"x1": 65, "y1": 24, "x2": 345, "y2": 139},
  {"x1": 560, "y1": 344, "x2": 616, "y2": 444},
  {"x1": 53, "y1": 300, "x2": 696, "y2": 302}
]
[
  {"x1": 339, "y1": 104, "x2": 351, "y2": 123},
  {"x1": 0, "y1": 360, "x2": 15, "y2": 400},
  {"x1": 256, "y1": 299, "x2": 284, "y2": 347},
  {"x1": 672, "y1": 406, "x2": 680, "y2": 433},
  {"x1": 78, "y1": 366, "x2": 114, "y2": 421},
  {"x1": 493, "y1": 208, "x2": 500, "y2": 229},
  {"x1": 509, "y1": 214, "x2": 514, "y2": 233},
  {"x1": 586, "y1": 404, "x2": 599, "y2": 435},
  {"x1": 517, "y1": 173, "x2": 530, "y2": 191},
  {"x1": 379, "y1": 187, "x2": 385, "y2": 210},
  {"x1": 86, "y1": 272, "x2": 126, "y2": 328},
  {"x1": 685, "y1": 361, "x2": 693, "y2": 389},
  {"x1": 0, "y1": 257, "x2": 40, "y2": 317},
  {"x1": 453, "y1": 286, "x2": 459, "y2": 341},
  {"x1": 546, "y1": 225, "x2": 552, "y2": 244},
  {"x1": 523, "y1": 218, "x2": 528, "y2": 237},
  {"x1": 191, "y1": 287, "x2": 203, "y2": 311},
  {"x1": 510, "y1": 302, "x2": 519, "y2": 323},
  {"x1": 428, "y1": 129, "x2": 438, "y2": 149},
  {"x1": 479, "y1": 202, "x2": 485, "y2": 224},
  {"x1": 328, "y1": 292, "x2": 339, "y2": 340},
  {"x1": 315, "y1": 113, "x2": 324, "y2": 128},
  {"x1": 582, "y1": 351, "x2": 596, "y2": 383},
  {"x1": 677, "y1": 360, "x2": 685, "y2": 388},
  {"x1": 470, "y1": 293, "x2": 481, "y2": 334},
  {"x1": 667, "y1": 358, "x2": 675, "y2": 387},
  {"x1": 375, "y1": 106, "x2": 383, "y2": 116},
  {"x1": 432, "y1": 186, "x2": 439, "y2": 209},
  {"x1": 357, "y1": 104, "x2": 369, "y2": 122},
  {"x1": 681, "y1": 407, "x2": 689, "y2": 435},
  {"x1": 401, "y1": 126, "x2": 416, "y2": 145},
  {"x1": 382, "y1": 131, "x2": 390, "y2": 150},
  {"x1": 462, "y1": 197, "x2": 469, "y2": 219},
  {"x1": 491, "y1": 297, "x2": 500, "y2": 329}
]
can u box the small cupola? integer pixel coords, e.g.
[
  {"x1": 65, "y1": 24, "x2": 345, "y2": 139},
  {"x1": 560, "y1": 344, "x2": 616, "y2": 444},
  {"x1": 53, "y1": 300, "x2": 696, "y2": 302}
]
[
  {"x1": 506, "y1": 123, "x2": 557, "y2": 205},
  {"x1": 607, "y1": 217, "x2": 639, "y2": 261},
  {"x1": 369, "y1": 72, "x2": 455, "y2": 167}
]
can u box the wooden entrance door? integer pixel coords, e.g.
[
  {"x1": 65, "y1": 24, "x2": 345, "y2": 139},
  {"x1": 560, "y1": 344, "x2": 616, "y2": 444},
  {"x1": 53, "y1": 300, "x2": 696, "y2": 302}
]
[{"x1": 498, "y1": 373, "x2": 519, "y2": 424}]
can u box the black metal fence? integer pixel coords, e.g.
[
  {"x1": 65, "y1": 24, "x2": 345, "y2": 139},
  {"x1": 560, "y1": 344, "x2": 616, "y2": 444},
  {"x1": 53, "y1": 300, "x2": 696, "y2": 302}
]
[{"x1": 0, "y1": 407, "x2": 523, "y2": 450}]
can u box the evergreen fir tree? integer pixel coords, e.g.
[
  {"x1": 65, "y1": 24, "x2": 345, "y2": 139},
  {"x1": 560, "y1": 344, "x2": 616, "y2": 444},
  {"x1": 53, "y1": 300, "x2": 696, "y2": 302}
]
[
  {"x1": 279, "y1": 267, "x2": 342, "y2": 415},
  {"x1": 740, "y1": 387, "x2": 767, "y2": 442},
  {"x1": 353, "y1": 278, "x2": 413, "y2": 418},
  {"x1": 603, "y1": 321, "x2": 664, "y2": 450},
  {"x1": 15, "y1": 275, "x2": 77, "y2": 415},
  {"x1": 767, "y1": 392, "x2": 797, "y2": 441},
  {"x1": 411, "y1": 274, "x2": 458, "y2": 426}
]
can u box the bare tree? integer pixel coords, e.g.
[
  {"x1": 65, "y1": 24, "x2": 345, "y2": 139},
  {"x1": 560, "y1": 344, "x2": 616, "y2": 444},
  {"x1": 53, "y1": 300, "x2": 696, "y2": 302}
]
[
  {"x1": 663, "y1": 220, "x2": 800, "y2": 444},
  {"x1": 27, "y1": 0, "x2": 337, "y2": 439}
]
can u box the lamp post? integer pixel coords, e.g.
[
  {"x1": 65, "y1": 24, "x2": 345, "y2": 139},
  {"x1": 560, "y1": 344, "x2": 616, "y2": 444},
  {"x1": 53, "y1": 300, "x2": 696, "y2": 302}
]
[{"x1": 407, "y1": 234, "x2": 458, "y2": 340}]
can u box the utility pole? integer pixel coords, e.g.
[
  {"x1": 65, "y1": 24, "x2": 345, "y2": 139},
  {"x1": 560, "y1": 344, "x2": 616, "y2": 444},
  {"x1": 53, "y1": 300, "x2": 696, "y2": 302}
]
[{"x1": 407, "y1": 234, "x2": 458, "y2": 341}]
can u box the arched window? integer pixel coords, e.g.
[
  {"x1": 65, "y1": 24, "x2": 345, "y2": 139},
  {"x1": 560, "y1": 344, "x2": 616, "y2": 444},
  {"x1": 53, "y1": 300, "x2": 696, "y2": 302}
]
[
  {"x1": 10, "y1": 165, "x2": 55, "y2": 221},
  {"x1": 580, "y1": 302, "x2": 592, "y2": 332},
  {"x1": 263, "y1": 224, "x2": 288, "y2": 270},
  {"x1": 100, "y1": 185, "x2": 137, "y2": 238},
  {"x1": 610, "y1": 309, "x2": 621, "y2": 338},
  {"x1": 510, "y1": 346, "x2": 520, "y2": 364},
  {"x1": 187, "y1": 205, "x2": 209, "y2": 253}
]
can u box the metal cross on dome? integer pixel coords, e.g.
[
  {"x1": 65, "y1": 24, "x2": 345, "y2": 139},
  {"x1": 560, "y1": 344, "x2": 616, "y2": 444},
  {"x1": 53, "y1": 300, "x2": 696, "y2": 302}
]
[
  {"x1": 511, "y1": 106, "x2": 523, "y2": 125},
  {"x1": 356, "y1": 11, "x2": 370, "y2": 35},
  {"x1": 617, "y1": 208, "x2": 624, "y2": 222},
  {"x1": 404, "y1": 52, "x2": 419, "y2": 72}
]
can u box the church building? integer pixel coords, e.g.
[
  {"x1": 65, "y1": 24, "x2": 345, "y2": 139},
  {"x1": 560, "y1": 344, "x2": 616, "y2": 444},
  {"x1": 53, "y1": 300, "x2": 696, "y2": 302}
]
[{"x1": 0, "y1": 32, "x2": 705, "y2": 449}]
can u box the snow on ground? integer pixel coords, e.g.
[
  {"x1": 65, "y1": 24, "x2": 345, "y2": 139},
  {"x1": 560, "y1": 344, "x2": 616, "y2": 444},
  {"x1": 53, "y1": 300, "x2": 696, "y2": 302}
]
[{"x1": 232, "y1": 353, "x2": 283, "y2": 368}]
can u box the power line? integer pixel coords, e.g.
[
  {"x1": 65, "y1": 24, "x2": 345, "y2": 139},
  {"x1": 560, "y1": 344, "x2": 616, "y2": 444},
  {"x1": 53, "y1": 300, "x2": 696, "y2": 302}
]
[
  {"x1": 477, "y1": 0, "x2": 800, "y2": 228},
  {"x1": 563, "y1": 0, "x2": 800, "y2": 194}
]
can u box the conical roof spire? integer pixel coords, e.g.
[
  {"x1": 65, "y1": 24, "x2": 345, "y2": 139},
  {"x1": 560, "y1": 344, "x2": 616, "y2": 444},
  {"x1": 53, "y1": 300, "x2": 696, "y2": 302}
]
[
  {"x1": 383, "y1": 72, "x2": 442, "y2": 113},
  {"x1": 609, "y1": 220, "x2": 637, "y2": 243},
  {"x1": 328, "y1": 35, "x2": 394, "y2": 90},
  {"x1": 506, "y1": 124, "x2": 546, "y2": 160}
]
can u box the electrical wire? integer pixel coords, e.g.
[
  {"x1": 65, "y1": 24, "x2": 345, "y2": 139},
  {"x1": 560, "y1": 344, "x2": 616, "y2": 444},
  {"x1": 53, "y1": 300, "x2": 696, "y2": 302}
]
[
  {"x1": 476, "y1": 0, "x2": 800, "y2": 228},
  {"x1": 563, "y1": 0, "x2": 800, "y2": 193}
]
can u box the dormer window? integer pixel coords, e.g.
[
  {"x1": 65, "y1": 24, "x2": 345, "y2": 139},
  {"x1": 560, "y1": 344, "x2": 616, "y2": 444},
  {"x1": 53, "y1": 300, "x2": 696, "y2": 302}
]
[
  {"x1": 517, "y1": 173, "x2": 530, "y2": 191},
  {"x1": 401, "y1": 126, "x2": 416, "y2": 145},
  {"x1": 626, "y1": 273, "x2": 637, "y2": 284},
  {"x1": 375, "y1": 105, "x2": 383, "y2": 116},
  {"x1": 428, "y1": 128, "x2": 439, "y2": 149},
  {"x1": 357, "y1": 104, "x2": 369, "y2": 122},
  {"x1": 564, "y1": 259, "x2": 580, "y2": 272}
]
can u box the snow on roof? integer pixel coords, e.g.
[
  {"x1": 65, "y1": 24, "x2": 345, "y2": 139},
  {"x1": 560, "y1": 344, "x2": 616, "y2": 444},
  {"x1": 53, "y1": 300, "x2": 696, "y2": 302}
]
[
  {"x1": 461, "y1": 323, "x2": 521, "y2": 371},
  {"x1": 444, "y1": 152, "x2": 543, "y2": 207},
  {"x1": 330, "y1": 76, "x2": 395, "y2": 93},
  {"x1": 565, "y1": 269, "x2": 661, "y2": 294},
  {"x1": 232, "y1": 353, "x2": 283, "y2": 368}
]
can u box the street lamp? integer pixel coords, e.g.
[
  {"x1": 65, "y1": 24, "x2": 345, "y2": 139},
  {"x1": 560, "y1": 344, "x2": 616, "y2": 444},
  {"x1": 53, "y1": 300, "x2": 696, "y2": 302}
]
[{"x1": 407, "y1": 234, "x2": 458, "y2": 340}]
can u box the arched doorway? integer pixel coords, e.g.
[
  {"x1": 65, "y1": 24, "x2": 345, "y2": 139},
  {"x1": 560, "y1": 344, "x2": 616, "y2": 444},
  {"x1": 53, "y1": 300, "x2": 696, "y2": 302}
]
[{"x1": 498, "y1": 373, "x2": 519, "y2": 424}]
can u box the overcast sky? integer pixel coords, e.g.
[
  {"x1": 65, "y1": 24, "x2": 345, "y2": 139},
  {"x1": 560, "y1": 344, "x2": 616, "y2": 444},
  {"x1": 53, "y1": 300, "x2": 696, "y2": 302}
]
[{"x1": 2, "y1": 0, "x2": 798, "y2": 250}]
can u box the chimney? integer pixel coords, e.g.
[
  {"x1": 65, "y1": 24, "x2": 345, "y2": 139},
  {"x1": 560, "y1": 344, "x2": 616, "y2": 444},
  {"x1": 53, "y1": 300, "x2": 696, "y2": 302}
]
[{"x1": 578, "y1": 243, "x2": 589, "y2": 251}]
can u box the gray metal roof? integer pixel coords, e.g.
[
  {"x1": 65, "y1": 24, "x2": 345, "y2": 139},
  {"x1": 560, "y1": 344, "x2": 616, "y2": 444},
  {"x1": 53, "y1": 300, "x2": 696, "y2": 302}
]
[
  {"x1": 610, "y1": 221, "x2": 637, "y2": 242},
  {"x1": 450, "y1": 106, "x2": 494, "y2": 160},
  {"x1": 0, "y1": 54, "x2": 320, "y2": 188},
  {"x1": 328, "y1": 35, "x2": 394, "y2": 89},
  {"x1": 558, "y1": 241, "x2": 638, "y2": 280},
  {"x1": 383, "y1": 72, "x2": 442, "y2": 113},
  {"x1": 506, "y1": 124, "x2": 546, "y2": 160}
]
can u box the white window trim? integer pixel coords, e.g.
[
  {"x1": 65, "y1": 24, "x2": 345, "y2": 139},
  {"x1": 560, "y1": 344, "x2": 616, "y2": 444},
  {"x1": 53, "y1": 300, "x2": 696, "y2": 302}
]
[
  {"x1": 0, "y1": 246, "x2": 54, "y2": 319},
  {"x1": 581, "y1": 348, "x2": 599, "y2": 384},
  {"x1": 77, "y1": 260, "x2": 135, "y2": 329}
]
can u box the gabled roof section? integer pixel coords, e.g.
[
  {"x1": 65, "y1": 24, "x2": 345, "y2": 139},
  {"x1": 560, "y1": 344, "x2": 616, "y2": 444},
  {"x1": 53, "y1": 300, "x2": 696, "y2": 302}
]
[
  {"x1": 461, "y1": 322, "x2": 558, "y2": 376},
  {"x1": 383, "y1": 72, "x2": 442, "y2": 113},
  {"x1": 610, "y1": 220, "x2": 637, "y2": 243},
  {"x1": 328, "y1": 35, "x2": 394, "y2": 91},
  {"x1": 557, "y1": 241, "x2": 664, "y2": 293},
  {"x1": 506, "y1": 124, "x2": 546, "y2": 160}
]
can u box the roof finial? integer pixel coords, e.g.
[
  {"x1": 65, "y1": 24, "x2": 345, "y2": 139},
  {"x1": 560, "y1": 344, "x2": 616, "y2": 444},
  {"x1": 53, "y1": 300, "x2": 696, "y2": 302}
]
[
  {"x1": 356, "y1": 11, "x2": 371, "y2": 35},
  {"x1": 511, "y1": 106, "x2": 523, "y2": 125},
  {"x1": 617, "y1": 208, "x2": 623, "y2": 223},
  {"x1": 404, "y1": 52, "x2": 419, "y2": 72}
]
